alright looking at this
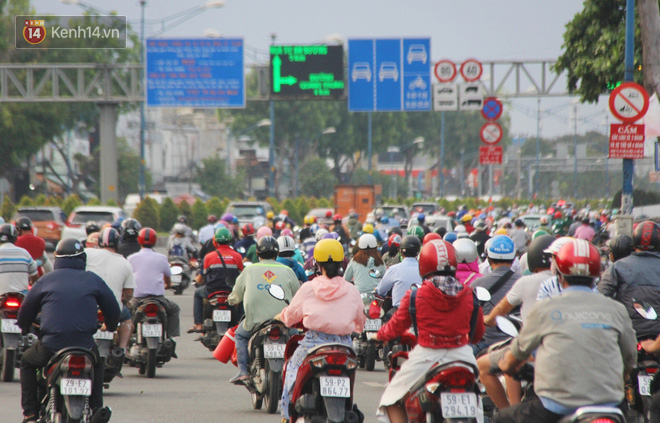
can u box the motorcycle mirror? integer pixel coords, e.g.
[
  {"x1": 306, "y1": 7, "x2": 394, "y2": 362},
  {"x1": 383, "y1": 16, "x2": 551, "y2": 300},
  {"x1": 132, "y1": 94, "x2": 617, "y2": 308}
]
[
  {"x1": 267, "y1": 284, "x2": 286, "y2": 301},
  {"x1": 171, "y1": 266, "x2": 183, "y2": 275},
  {"x1": 495, "y1": 316, "x2": 519, "y2": 338},
  {"x1": 361, "y1": 292, "x2": 375, "y2": 306},
  {"x1": 369, "y1": 269, "x2": 382, "y2": 278},
  {"x1": 243, "y1": 261, "x2": 252, "y2": 267},
  {"x1": 237, "y1": 247, "x2": 246, "y2": 254},
  {"x1": 475, "y1": 286, "x2": 491, "y2": 303},
  {"x1": 305, "y1": 269, "x2": 315, "y2": 277},
  {"x1": 634, "y1": 302, "x2": 658, "y2": 320}
]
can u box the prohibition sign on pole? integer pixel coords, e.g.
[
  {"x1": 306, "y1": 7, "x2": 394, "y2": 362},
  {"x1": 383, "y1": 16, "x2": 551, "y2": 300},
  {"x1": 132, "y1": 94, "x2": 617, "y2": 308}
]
[
  {"x1": 434, "y1": 59, "x2": 457, "y2": 83},
  {"x1": 460, "y1": 59, "x2": 483, "y2": 82},
  {"x1": 480, "y1": 122, "x2": 503, "y2": 145},
  {"x1": 608, "y1": 82, "x2": 650, "y2": 123},
  {"x1": 481, "y1": 97, "x2": 503, "y2": 120}
]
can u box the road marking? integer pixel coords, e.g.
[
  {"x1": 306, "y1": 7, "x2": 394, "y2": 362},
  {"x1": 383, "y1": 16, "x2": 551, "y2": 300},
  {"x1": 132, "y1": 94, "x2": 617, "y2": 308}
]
[{"x1": 363, "y1": 381, "x2": 388, "y2": 388}]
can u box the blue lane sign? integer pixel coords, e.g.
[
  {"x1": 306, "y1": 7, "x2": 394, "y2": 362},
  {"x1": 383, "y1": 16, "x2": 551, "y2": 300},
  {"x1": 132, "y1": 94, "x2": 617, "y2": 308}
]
[
  {"x1": 348, "y1": 38, "x2": 431, "y2": 112},
  {"x1": 146, "y1": 38, "x2": 245, "y2": 108},
  {"x1": 481, "y1": 97, "x2": 503, "y2": 120}
]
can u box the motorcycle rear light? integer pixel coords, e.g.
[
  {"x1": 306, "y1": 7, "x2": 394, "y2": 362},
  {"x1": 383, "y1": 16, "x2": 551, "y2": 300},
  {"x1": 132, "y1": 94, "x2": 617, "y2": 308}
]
[
  {"x1": 268, "y1": 326, "x2": 281, "y2": 341},
  {"x1": 638, "y1": 343, "x2": 643, "y2": 351},
  {"x1": 144, "y1": 303, "x2": 160, "y2": 317},
  {"x1": 368, "y1": 300, "x2": 381, "y2": 319},
  {"x1": 425, "y1": 382, "x2": 440, "y2": 394},
  {"x1": 327, "y1": 369, "x2": 342, "y2": 376},
  {"x1": 346, "y1": 358, "x2": 358, "y2": 370},
  {"x1": 5, "y1": 299, "x2": 21, "y2": 308},
  {"x1": 62, "y1": 355, "x2": 92, "y2": 375},
  {"x1": 325, "y1": 353, "x2": 348, "y2": 366},
  {"x1": 590, "y1": 420, "x2": 616, "y2": 423},
  {"x1": 435, "y1": 367, "x2": 475, "y2": 388},
  {"x1": 97, "y1": 310, "x2": 105, "y2": 323},
  {"x1": 648, "y1": 367, "x2": 659, "y2": 374},
  {"x1": 310, "y1": 357, "x2": 325, "y2": 368}
]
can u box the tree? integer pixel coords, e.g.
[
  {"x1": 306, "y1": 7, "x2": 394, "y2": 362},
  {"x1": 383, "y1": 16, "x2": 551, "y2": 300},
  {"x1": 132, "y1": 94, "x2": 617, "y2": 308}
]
[
  {"x1": 135, "y1": 198, "x2": 159, "y2": 230},
  {"x1": 1, "y1": 195, "x2": 15, "y2": 221},
  {"x1": 205, "y1": 197, "x2": 224, "y2": 218},
  {"x1": 177, "y1": 201, "x2": 192, "y2": 223},
  {"x1": 195, "y1": 157, "x2": 243, "y2": 199},
  {"x1": 61, "y1": 195, "x2": 82, "y2": 216},
  {"x1": 159, "y1": 197, "x2": 178, "y2": 232},
  {"x1": 281, "y1": 198, "x2": 300, "y2": 225},
  {"x1": 298, "y1": 158, "x2": 336, "y2": 197},
  {"x1": 191, "y1": 198, "x2": 208, "y2": 230}
]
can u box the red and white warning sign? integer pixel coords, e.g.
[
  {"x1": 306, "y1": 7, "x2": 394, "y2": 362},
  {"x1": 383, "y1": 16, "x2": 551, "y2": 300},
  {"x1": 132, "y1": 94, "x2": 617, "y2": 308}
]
[
  {"x1": 608, "y1": 82, "x2": 650, "y2": 123},
  {"x1": 460, "y1": 59, "x2": 483, "y2": 82},
  {"x1": 434, "y1": 59, "x2": 457, "y2": 83},
  {"x1": 479, "y1": 146, "x2": 503, "y2": 165},
  {"x1": 609, "y1": 123, "x2": 645, "y2": 159},
  {"x1": 480, "y1": 122, "x2": 503, "y2": 145}
]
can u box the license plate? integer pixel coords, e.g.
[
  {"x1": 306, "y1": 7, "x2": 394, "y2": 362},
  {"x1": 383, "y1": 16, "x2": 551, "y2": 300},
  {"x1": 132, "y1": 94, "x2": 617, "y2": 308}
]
[
  {"x1": 364, "y1": 319, "x2": 381, "y2": 332},
  {"x1": 142, "y1": 323, "x2": 162, "y2": 338},
  {"x1": 93, "y1": 330, "x2": 114, "y2": 340},
  {"x1": 441, "y1": 392, "x2": 480, "y2": 418},
  {"x1": 639, "y1": 375, "x2": 654, "y2": 396},
  {"x1": 263, "y1": 343, "x2": 285, "y2": 359},
  {"x1": 171, "y1": 274, "x2": 182, "y2": 284},
  {"x1": 60, "y1": 378, "x2": 92, "y2": 396},
  {"x1": 319, "y1": 376, "x2": 350, "y2": 398},
  {"x1": 1, "y1": 318, "x2": 20, "y2": 333},
  {"x1": 213, "y1": 309, "x2": 231, "y2": 322}
]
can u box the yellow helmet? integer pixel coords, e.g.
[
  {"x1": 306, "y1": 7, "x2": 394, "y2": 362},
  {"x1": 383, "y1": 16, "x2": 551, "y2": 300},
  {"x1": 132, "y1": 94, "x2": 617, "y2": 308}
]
[
  {"x1": 495, "y1": 227, "x2": 508, "y2": 235},
  {"x1": 313, "y1": 239, "x2": 344, "y2": 263},
  {"x1": 266, "y1": 211, "x2": 275, "y2": 219},
  {"x1": 304, "y1": 215, "x2": 316, "y2": 225},
  {"x1": 461, "y1": 214, "x2": 473, "y2": 223},
  {"x1": 362, "y1": 223, "x2": 374, "y2": 234}
]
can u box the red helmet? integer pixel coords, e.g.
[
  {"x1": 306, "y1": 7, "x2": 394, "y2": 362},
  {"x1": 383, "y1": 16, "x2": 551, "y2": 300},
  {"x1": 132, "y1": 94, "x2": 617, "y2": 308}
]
[
  {"x1": 422, "y1": 232, "x2": 442, "y2": 245},
  {"x1": 419, "y1": 239, "x2": 457, "y2": 278},
  {"x1": 333, "y1": 213, "x2": 342, "y2": 221},
  {"x1": 388, "y1": 234, "x2": 402, "y2": 248},
  {"x1": 242, "y1": 223, "x2": 255, "y2": 236},
  {"x1": 553, "y1": 211, "x2": 562, "y2": 219},
  {"x1": 325, "y1": 210, "x2": 333, "y2": 218},
  {"x1": 280, "y1": 209, "x2": 288, "y2": 216},
  {"x1": 207, "y1": 214, "x2": 218, "y2": 224},
  {"x1": 633, "y1": 220, "x2": 660, "y2": 251},
  {"x1": 554, "y1": 239, "x2": 600, "y2": 277},
  {"x1": 275, "y1": 221, "x2": 286, "y2": 230},
  {"x1": 137, "y1": 227, "x2": 157, "y2": 247}
]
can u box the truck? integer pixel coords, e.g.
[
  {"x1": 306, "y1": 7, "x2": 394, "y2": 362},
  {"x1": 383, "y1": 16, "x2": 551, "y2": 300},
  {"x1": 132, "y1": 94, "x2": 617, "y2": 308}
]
[{"x1": 333, "y1": 185, "x2": 377, "y2": 222}]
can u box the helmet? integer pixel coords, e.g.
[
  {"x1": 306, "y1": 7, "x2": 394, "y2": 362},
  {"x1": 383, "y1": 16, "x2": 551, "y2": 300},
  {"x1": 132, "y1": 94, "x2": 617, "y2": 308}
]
[
  {"x1": 400, "y1": 235, "x2": 421, "y2": 257},
  {"x1": 280, "y1": 209, "x2": 288, "y2": 216},
  {"x1": 314, "y1": 239, "x2": 344, "y2": 263},
  {"x1": 323, "y1": 232, "x2": 339, "y2": 240},
  {"x1": 138, "y1": 227, "x2": 157, "y2": 246},
  {"x1": 281, "y1": 228, "x2": 294, "y2": 237},
  {"x1": 443, "y1": 232, "x2": 457, "y2": 244},
  {"x1": 256, "y1": 236, "x2": 279, "y2": 256},
  {"x1": 419, "y1": 240, "x2": 457, "y2": 278},
  {"x1": 177, "y1": 215, "x2": 187, "y2": 224},
  {"x1": 417, "y1": 213, "x2": 426, "y2": 222},
  {"x1": 474, "y1": 220, "x2": 487, "y2": 232},
  {"x1": 304, "y1": 215, "x2": 316, "y2": 225},
  {"x1": 495, "y1": 227, "x2": 508, "y2": 235},
  {"x1": 326, "y1": 210, "x2": 333, "y2": 218},
  {"x1": 454, "y1": 224, "x2": 467, "y2": 233},
  {"x1": 453, "y1": 238, "x2": 478, "y2": 264},
  {"x1": 388, "y1": 234, "x2": 402, "y2": 248},
  {"x1": 456, "y1": 231, "x2": 469, "y2": 239},
  {"x1": 242, "y1": 223, "x2": 255, "y2": 236},
  {"x1": 221, "y1": 213, "x2": 234, "y2": 223},
  {"x1": 422, "y1": 232, "x2": 441, "y2": 245},
  {"x1": 526, "y1": 235, "x2": 556, "y2": 271},
  {"x1": 544, "y1": 237, "x2": 574, "y2": 255},
  {"x1": 214, "y1": 227, "x2": 232, "y2": 244},
  {"x1": 380, "y1": 216, "x2": 389, "y2": 225},
  {"x1": 406, "y1": 225, "x2": 425, "y2": 242},
  {"x1": 362, "y1": 224, "x2": 374, "y2": 234},
  {"x1": 539, "y1": 216, "x2": 549, "y2": 225},
  {"x1": 315, "y1": 228, "x2": 329, "y2": 241},
  {"x1": 85, "y1": 221, "x2": 101, "y2": 235},
  {"x1": 532, "y1": 230, "x2": 549, "y2": 240},
  {"x1": 514, "y1": 219, "x2": 524, "y2": 227},
  {"x1": 358, "y1": 234, "x2": 377, "y2": 249},
  {"x1": 0, "y1": 224, "x2": 17, "y2": 243},
  {"x1": 487, "y1": 235, "x2": 516, "y2": 260},
  {"x1": 207, "y1": 214, "x2": 218, "y2": 224},
  {"x1": 333, "y1": 213, "x2": 342, "y2": 222},
  {"x1": 16, "y1": 217, "x2": 32, "y2": 231},
  {"x1": 461, "y1": 214, "x2": 473, "y2": 223},
  {"x1": 553, "y1": 211, "x2": 563, "y2": 219},
  {"x1": 174, "y1": 223, "x2": 187, "y2": 235},
  {"x1": 256, "y1": 226, "x2": 273, "y2": 240},
  {"x1": 266, "y1": 211, "x2": 275, "y2": 219},
  {"x1": 55, "y1": 238, "x2": 85, "y2": 259},
  {"x1": 633, "y1": 220, "x2": 660, "y2": 251},
  {"x1": 277, "y1": 235, "x2": 296, "y2": 253},
  {"x1": 399, "y1": 218, "x2": 409, "y2": 229},
  {"x1": 98, "y1": 227, "x2": 120, "y2": 249},
  {"x1": 121, "y1": 218, "x2": 142, "y2": 239},
  {"x1": 554, "y1": 239, "x2": 600, "y2": 277},
  {"x1": 607, "y1": 234, "x2": 634, "y2": 261},
  {"x1": 275, "y1": 221, "x2": 286, "y2": 230},
  {"x1": 86, "y1": 232, "x2": 99, "y2": 248}
]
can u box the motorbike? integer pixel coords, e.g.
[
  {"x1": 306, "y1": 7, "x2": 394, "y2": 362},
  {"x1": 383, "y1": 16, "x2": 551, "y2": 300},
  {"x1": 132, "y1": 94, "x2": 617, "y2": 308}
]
[
  {"x1": 557, "y1": 406, "x2": 626, "y2": 423},
  {"x1": 125, "y1": 299, "x2": 175, "y2": 378},
  {"x1": 0, "y1": 292, "x2": 24, "y2": 382},
  {"x1": 92, "y1": 310, "x2": 124, "y2": 389},
  {"x1": 627, "y1": 303, "x2": 660, "y2": 423},
  {"x1": 198, "y1": 290, "x2": 241, "y2": 352},
  {"x1": 353, "y1": 292, "x2": 384, "y2": 372},
  {"x1": 169, "y1": 256, "x2": 197, "y2": 295}
]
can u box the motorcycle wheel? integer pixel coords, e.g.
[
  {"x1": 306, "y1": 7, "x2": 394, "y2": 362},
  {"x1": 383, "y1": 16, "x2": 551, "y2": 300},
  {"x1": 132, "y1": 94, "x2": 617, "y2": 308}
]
[
  {"x1": 264, "y1": 366, "x2": 281, "y2": 414},
  {"x1": 365, "y1": 344, "x2": 376, "y2": 372},
  {"x1": 251, "y1": 390, "x2": 263, "y2": 410},
  {"x1": 173, "y1": 286, "x2": 182, "y2": 295},
  {"x1": 1, "y1": 348, "x2": 16, "y2": 382},
  {"x1": 146, "y1": 348, "x2": 157, "y2": 378}
]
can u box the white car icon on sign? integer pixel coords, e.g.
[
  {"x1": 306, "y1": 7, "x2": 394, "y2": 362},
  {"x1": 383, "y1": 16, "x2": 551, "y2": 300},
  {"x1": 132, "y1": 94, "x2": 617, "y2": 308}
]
[
  {"x1": 379, "y1": 62, "x2": 399, "y2": 82},
  {"x1": 351, "y1": 62, "x2": 372, "y2": 82},
  {"x1": 407, "y1": 45, "x2": 427, "y2": 64}
]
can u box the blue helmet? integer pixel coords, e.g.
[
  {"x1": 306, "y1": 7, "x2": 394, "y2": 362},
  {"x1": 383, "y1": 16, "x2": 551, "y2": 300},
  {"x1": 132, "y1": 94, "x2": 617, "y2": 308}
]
[
  {"x1": 417, "y1": 213, "x2": 426, "y2": 222},
  {"x1": 381, "y1": 216, "x2": 389, "y2": 224},
  {"x1": 487, "y1": 235, "x2": 516, "y2": 260},
  {"x1": 443, "y1": 231, "x2": 457, "y2": 244}
]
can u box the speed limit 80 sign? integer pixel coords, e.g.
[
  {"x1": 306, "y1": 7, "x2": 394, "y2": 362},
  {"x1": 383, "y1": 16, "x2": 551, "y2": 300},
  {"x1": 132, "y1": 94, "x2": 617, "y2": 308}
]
[{"x1": 460, "y1": 59, "x2": 483, "y2": 82}]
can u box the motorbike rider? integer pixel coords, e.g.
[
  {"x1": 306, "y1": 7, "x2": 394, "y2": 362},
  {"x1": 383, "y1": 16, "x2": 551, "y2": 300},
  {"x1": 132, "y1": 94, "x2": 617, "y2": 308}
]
[
  {"x1": 371, "y1": 239, "x2": 485, "y2": 423},
  {"x1": 85, "y1": 227, "x2": 136, "y2": 350},
  {"x1": 597, "y1": 234, "x2": 633, "y2": 294},
  {"x1": 469, "y1": 219, "x2": 491, "y2": 258},
  {"x1": 15, "y1": 217, "x2": 52, "y2": 275},
  {"x1": 189, "y1": 227, "x2": 244, "y2": 334},
  {"x1": 383, "y1": 233, "x2": 402, "y2": 268},
  {"x1": 18, "y1": 238, "x2": 119, "y2": 423},
  {"x1": 574, "y1": 216, "x2": 595, "y2": 242},
  {"x1": 276, "y1": 235, "x2": 307, "y2": 283},
  {"x1": 0, "y1": 223, "x2": 38, "y2": 295},
  {"x1": 198, "y1": 214, "x2": 218, "y2": 245},
  {"x1": 234, "y1": 223, "x2": 256, "y2": 258},
  {"x1": 170, "y1": 215, "x2": 196, "y2": 242},
  {"x1": 117, "y1": 218, "x2": 142, "y2": 258},
  {"x1": 347, "y1": 210, "x2": 362, "y2": 240},
  {"x1": 453, "y1": 238, "x2": 483, "y2": 286},
  {"x1": 167, "y1": 223, "x2": 198, "y2": 260},
  {"x1": 376, "y1": 235, "x2": 422, "y2": 314},
  {"x1": 245, "y1": 226, "x2": 272, "y2": 264},
  {"x1": 537, "y1": 215, "x2": 551, "y2": 233},
  {"x1": 329, "y1": 214, "x2": 350, "y2": 250},
  {"x1": 415, "y1": 213, "x2": 431, "y2": 235},
  {"x1": 494, "y1": 239, "x2": 637, "y2": 423},
  {"x1": 128, "y1": 228, "x2": 181, "y2": 341},
  {"x1": 508, "y1": 219, "x2": 530, "y2": 256},
  {"x1": 343, "y1": 234, "x2": 386, "y2": 293},
  {"x1": 300, "y1": 216, "x2": 317, "y2": 256},
  {"x1": 227, "y1": 236, "x2": 300, "y2": 384}
]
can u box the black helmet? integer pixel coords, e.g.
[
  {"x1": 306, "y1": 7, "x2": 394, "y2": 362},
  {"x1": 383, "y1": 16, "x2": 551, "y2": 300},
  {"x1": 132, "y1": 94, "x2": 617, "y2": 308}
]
[
  {"x1": 256, "y1": 236, "x2": 279, "y2": 258},
  {"x1": 389, "y1": 226, "x2": 403, "y2": 236},
  {"x1": 177, "y1": 215, "x2": 188, "y2": 224},
  {"x1": 608, "y1": 234, "x2": 634, "y2": 262},
  {"x1": 121, "y1": 218, "x2": 142, "y2": 239},
  {"x1": 98, "y1": 227, "x2": 120, "y2": 249},
  {"x1": 633, "y1": 220, "x2": 660, "y2": 251},
  {"x1": 85, "y1": 221, "x2": 101, "y2": 235},
  {"x1": 55, "y1": 238, "x2": 86, "y2": 260},
  {"x1": 400, "y1": 235, "x2": 421, "y2": 257},
  {"x1": 526, "y1": 234, "x2": 555, "y2": 271},
  {"x1": 0, "y1": 224, "x2": 17, "y2": 243},
  {"x1": 16, "y1": 217, "x2": 33, "y2": 231}
]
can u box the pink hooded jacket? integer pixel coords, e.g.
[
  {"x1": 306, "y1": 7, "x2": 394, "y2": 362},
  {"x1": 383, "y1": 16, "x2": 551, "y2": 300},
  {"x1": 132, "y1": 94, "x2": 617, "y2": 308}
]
[
  {"x1": 280, "y1": 275, "x2": 366, "y2": 335},
  {"x1": 455, "y1": 261, "x2": 483, "y2": 286}
]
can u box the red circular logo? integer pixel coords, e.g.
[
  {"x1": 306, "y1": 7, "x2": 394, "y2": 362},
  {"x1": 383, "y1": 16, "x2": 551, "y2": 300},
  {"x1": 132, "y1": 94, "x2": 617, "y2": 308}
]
[{"x1": 23, "y1": 22, "x2": 46, "y2": 45}]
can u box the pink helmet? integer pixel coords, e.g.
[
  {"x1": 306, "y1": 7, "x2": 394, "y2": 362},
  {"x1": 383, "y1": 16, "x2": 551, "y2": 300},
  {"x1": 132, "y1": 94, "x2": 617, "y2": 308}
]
[
  {"x1": 256, "y1": 226, "x2": 273, "y2": 240},
  {"x1": 281, "y1": 228, "x2": 294, "y2": 237}
]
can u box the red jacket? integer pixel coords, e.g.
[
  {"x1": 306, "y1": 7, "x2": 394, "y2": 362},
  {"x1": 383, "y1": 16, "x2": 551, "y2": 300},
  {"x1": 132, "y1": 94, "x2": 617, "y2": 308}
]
[{"x1": 377, "y1": 279, "x2": 484, "y2": 349}]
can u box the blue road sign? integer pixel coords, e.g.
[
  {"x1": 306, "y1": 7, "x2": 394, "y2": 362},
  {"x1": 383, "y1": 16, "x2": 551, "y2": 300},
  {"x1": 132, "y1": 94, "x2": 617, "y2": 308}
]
[
  {"x1": 146, "y1": 38, "x2": 245, "y2": 108},
  {"x1": 482, "y1": 97, "x2": 503, "y2": 120},
  {"x1": 348, "y1": 38, "x2": 430, "y2": 112}
]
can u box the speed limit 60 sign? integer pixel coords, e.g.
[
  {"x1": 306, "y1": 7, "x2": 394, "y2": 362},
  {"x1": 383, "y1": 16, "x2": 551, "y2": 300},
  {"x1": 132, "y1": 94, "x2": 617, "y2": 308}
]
[{"x1": 460, "y1": 59, "x2": 482, "y2": 82}]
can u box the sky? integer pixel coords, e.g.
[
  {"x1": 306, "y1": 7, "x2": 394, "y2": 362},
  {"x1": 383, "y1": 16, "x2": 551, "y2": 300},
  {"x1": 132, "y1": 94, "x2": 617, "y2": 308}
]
[{"x1": 30, "y1": 0, "x2": 611, "y2": 139}]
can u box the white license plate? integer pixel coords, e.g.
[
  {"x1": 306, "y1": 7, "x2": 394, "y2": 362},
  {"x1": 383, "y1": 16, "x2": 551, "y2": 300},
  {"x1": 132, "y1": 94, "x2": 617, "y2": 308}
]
[
  {"x1": 142, "y1": 323, "x2": 162, "y2": 338},
  {"x1": 60, "y1": 378, "x2": 92, "y2": 396},
  {"x1": 639, "y1": 375, "x2": 654, "y2": 396},
  {"x1": 364, "y1": 319, "x2": 381, "y2": 332},
  {"x1": 263, "y1": 343, "x2": 285, "y2": 359},
  {"x1": 319, "y1": 376, "x2": 351, "y2": 398},
  {"x1": 93, "y1": 330, "x2": 114, "y2": 340},
  {"x1": 171, "y1": 274, "x2": 182, "y2": 284},
  {"x1": 1, "y1": 318, "x2": 20, "y2": 334},
  {"x1": 213, "y1": 309, "x2": 231, "y2": 322},
  {"x1": 441, "y1": 392, "x2": 480, "y2": 418}
]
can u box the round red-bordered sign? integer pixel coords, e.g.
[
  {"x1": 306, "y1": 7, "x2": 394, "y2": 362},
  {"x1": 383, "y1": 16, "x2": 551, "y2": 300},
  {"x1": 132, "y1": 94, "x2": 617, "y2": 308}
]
[
  {"x1": 481, "y1": 97, "x2": 503, "y2": 121},
  {"x1": 480, "y1": 122, "x2": 503, "y2": 145},
  {"x1": 434, "y1": 60, "x2": 457, "y2": 83},
  {"x1": 608, "y1": 82, "x2": 650, "y2": 123},
  {"x1": 460, "y1": 59, "x2": 483, "y2": 82}
]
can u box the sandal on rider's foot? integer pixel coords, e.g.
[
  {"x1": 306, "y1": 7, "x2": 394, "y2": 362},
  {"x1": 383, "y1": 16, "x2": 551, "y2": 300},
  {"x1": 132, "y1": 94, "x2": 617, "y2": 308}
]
[
  {"x1": 22, "y1": 415, "x2": 37, "y2": 423},
  {"x1": 187, "y1": 327, "x2": 203, "y2": 334},
  {"x1": 229, "y1": 373, "x2": 249, "y2": 384}
]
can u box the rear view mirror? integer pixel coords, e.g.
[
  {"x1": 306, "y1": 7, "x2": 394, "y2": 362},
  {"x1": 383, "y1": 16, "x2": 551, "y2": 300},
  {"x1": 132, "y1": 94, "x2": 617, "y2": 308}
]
[
  {"x1": 634, "y1": 302, "x2": 658, "y2": 320},
  {"x1": 369, "y1": 269, "x2": 382, "y2": 278},
  {"x1": 267, "y1": 284, "x2": 286, "y2": 301},
  {"x1": 475, "y1": 286, "x2": 491, "y2": 303},
  {"x1": 496, "y1": 316, "x2": 519, "y2": 338}
]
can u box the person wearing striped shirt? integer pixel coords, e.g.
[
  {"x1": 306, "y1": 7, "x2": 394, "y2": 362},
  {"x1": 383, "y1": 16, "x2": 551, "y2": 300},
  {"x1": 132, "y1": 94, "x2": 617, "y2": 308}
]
[{"x1": 0, "y1": 223, "x2": 38, "y2": 295}]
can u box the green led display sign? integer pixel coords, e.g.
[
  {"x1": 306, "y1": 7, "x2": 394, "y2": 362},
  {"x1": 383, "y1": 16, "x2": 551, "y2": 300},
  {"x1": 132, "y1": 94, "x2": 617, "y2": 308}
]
[{"x1": 269, "y1": 45, "x2": 345, "y2": 99}]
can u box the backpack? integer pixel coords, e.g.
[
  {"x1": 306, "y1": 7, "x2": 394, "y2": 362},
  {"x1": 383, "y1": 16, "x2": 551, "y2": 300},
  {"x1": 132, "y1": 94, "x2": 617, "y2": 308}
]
[{"x1": 169, "y1": 243, "x2": 186, "y2": 257}]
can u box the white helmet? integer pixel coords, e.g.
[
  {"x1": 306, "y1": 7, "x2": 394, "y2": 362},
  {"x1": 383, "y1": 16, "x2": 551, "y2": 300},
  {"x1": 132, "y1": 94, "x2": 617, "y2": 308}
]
[
  {"x1": 173, "y1": 223, "x2": 187, "y2": 235},
  {"x1": 454, "y1": 224, "x2": 467, "y2": 233},
  {"x1": 277, "y1": 236, "x2": 296, "y2": 253},
  {"x1": 315, "y1": 228, "x2": 329, "y2": 242},
  {"x1": 453, "y1": 239, "x2": 478, "y2": 264},
  {"x1": 358, "y1": 234, "x2": 377, "y2": 249},
  {"x1": 456, "y1": 231, "x2": 469, "y2": 239}
]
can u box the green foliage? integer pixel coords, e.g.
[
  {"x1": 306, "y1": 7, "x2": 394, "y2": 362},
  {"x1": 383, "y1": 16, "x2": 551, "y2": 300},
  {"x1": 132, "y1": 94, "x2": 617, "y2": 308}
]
[
  {"x1": 195, "y1": 158, "x2": 243, "y2": 199},
  {"x1": 34, "y1": 194, "x2": 46, "y2": 205},
  {"x1": 159, "y1": 197, "x2": 178, "y2": 232},
  {"x1": 318, "y1": 197, "x2": 331, "y2": 208},
  {"x1": 281, "y1": 198, "x2": 300, "y2": 225},
  {"x1": 106, "y1": 199, "x2": 118, "y2": 207},
  {"x1": 296, "y1": 197, "x2": 310, "y2": 220},
  {"x1": 177, "y1": 201, "x2": 192, "y2": 222},
  {"x1": 135, "y1": 198, "x2": 159, "y2": 230},
  {"x1": 298, "y1": 158, "x2": 336, "y2": 197},
  {"x1": 266, "y1": 197, "x2": 279, "y2": 213},
  {"x1": 1, "y1": 195, "x2": 16, "y2": 221},
  {"x1": 206, "y1": 197, "x2": 224, "y2": 217},
  {"x1": 351, "y1": 168, "x2": 409, "y2": 199},
  {"x1": 62, "y1": 195, "x2": 82, "y2": 216},
  {"x1": 86, "y1": 198, "x2": 100, "y2": 206},
  {"x1": 191, "y1": 198, "x2": 208, "y2": 230},
  {"x1": 307, "y1": 197, "x2": 318, "y2": 209},
  {"x1": 18, "y1": 195, "x2": 34, "y2": 207},
  {"x1": 220, "y1": 198, "x2": 231, "y2": 214}
]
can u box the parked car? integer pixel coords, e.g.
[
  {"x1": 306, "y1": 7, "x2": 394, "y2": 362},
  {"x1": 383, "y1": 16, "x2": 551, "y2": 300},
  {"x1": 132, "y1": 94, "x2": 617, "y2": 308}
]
[
  {"x1": 426, "y1": 215, "x2": 454, "y2": 233},
  {"x1": 61, "y1": 206, "x2": 126, "y2": 241},
  {"x1": 410, "y1": 202, "x2": 439, "y2": 217},
  {"x1": 520, "y1": 214, "x2": 551, "y2": 232},
  {"x1": 305, "y1": 208, "x2": 334, "y2": 227},
  {"x1": 374, "y1": 205, "x2": 409, "y2": 222},
  {"x1": 224, "y1": 201, "x2": 273, "y2": 229},
  {"x1": 12, "y1": 207, "x2": 67, "y2": 248}
]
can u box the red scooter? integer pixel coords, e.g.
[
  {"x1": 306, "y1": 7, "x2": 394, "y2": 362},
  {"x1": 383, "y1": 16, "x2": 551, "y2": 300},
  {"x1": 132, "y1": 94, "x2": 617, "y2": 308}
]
[{"x1": 0, "y1": 292, "x2": 24, "y2": 382}]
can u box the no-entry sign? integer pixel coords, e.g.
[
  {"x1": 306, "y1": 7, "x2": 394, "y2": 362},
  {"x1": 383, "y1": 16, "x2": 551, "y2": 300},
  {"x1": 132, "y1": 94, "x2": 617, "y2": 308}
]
[
  {"x1": 609, "y1": 123, "x2": 645, "y2": 159},
  {"x1": 480, "y1": 122, "x2": 503, "y2": 145},
  {"x1": 608, "y1": 82, "x2": 650, "y2": 123},
  {"x1": 479, "y1": 146, "x2": 503, "y2": 165}
]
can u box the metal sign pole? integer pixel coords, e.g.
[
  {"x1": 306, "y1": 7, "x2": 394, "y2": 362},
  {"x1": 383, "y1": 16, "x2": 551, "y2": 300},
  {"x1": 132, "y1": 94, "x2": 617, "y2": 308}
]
[{"x1": 621, "y1": 0, "x2": 635, "y2": 214}]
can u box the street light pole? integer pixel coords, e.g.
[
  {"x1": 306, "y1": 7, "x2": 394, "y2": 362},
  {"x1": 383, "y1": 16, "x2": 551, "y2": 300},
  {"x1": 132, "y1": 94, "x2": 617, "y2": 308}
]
[
  {"x1": 269, "y1": 34, "x2": 276, "y2": 198},
  {"x1": 573, "y1": 102, "x2": 578, "y2": 199},
  {"x1": 139, "y1": 0, "x2": 146, "y2": 201},
  {"x1": 535, "y1": 98, "x2": 541, "y2": 198}
]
